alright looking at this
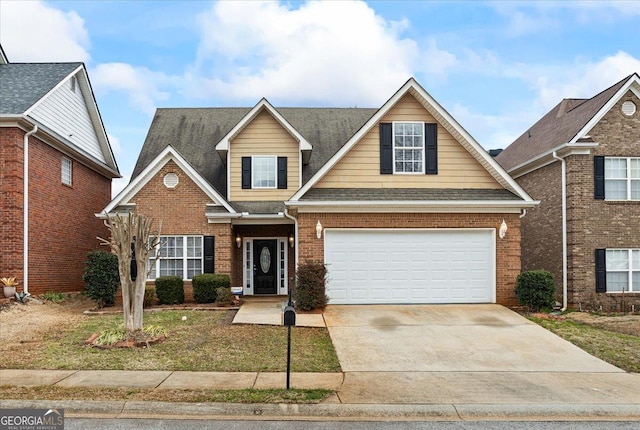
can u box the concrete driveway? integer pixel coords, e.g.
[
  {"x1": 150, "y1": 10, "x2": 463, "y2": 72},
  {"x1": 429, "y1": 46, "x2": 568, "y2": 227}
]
[{"x1": 323, "y1": 304, "x2": 640, "y2": 404}]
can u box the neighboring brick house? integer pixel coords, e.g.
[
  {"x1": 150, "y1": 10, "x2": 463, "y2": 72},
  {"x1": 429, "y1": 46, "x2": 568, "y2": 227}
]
[
  {"x1": 496, "y1": 73, "x2": 640, "y2": 310},
  {"x1": 101, "y1": 78, "x2": 536, "y2": 306},
  {"x1": 0, "y1": 45, "x2": 120, "y2": 295}
]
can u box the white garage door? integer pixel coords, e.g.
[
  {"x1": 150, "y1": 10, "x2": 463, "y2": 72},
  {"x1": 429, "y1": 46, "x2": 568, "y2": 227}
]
[{"x1": 324, "y1": 229, "x2": 495, "y2": 304}]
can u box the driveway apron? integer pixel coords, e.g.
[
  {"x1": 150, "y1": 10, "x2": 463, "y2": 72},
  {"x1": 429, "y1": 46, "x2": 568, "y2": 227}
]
[{"x1": 323, "y1": 305, "x2": 639, "y2": 405}]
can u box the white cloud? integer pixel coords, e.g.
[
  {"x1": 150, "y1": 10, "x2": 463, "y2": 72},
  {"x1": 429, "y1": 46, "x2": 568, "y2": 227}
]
[
  {"x1": 188, "y1": 0, "x2": 457, "y2": 106},
  {"x1": 91, "y1": 63, "x2": 174, "y2": 116},
  {"x1": 0, "y1": 0, "x2": 90, "y2": 62},
  {"x1": 111, "y1": 175, "x2": 131, "y2": 198},
  {"x1": 107, "y1": 133, "x2": 122, "y2": 157}
]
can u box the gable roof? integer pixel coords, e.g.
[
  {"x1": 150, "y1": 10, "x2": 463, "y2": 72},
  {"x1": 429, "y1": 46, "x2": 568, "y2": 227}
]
[
  {"x1": 0, "y1": 62, "x2": 82, "y2": 114},
  {"x1": 497, "y1": 73, "x2": 640, "y2": 172},
  {"x1": 132, "y1": 107, "x2": 376, "y2": 199},
  {"x1": 102, "y1": 145, "x2": 235, "y2": 215},
  {"x1": 290, "y1": 78, "x2": 533, "y2": 202}
]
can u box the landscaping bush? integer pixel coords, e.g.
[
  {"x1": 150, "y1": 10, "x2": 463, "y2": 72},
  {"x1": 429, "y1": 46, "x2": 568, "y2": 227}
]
[
  {"x1": 83, "y1": 251, "x2": 119, "y2": 308},
  {"x1": 515, "y1": 270, "x2": 556, "y2": 312},
  {"x1": 155, "y1": 276, "x2": 184, "y2": 305},
  {"x1": 215, "y1": 286, "x2": 234, "y2": 306},
  {"x1": 143, "y1": 285, "x2": 156, "y2": 307},
  {"x1": 294, "y1": 261, "x2": 328, "y2": 311},
  {"x1": 192, "y1": 274, "x2": 217, "y2": 303}
]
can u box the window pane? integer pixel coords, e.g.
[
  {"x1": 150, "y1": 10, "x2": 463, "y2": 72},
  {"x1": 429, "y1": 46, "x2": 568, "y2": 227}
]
[
  {"x1": 605, "y1": 179, "x2": 627, "y2": 199},
  {"x1": 633, "y1": 250, "x2": 640, "y2": 269},
  {"x1": 61, "y1": 157, "x2": 72, "y2": 185},
  {"x1": 252, "y1": 156, "x2": 276, "y2": 188},
  {"x1": 631, "y1": 181, "x2": 640, "y2": 200},
  {"x1": 606, "y1": 250, "x2": 629, "y2": 270},
  {"x1": 606, "y1": 272, "x2": 628, "y2": 292},
  {"x1": 147, "y1": 260, "x2": 156, "y2": 279},
  {"x1": 605, "y1": 158, "x2": 627, "y2": 179},
  {"x1": 187, "y1": 259, "x2": 202, "y2": 279},
  {"x1": 631, "y1": 159, "x2": 640, "y2": 179},
  {"x1": 187, "y1": 237, "x2": 202, "y2": 258},
  {"x1": 633, "y1": 272, "x2": 640, "y2": 292},
  {"x1": 160, "y1": 260, "x2": 183, "y2": 278}
]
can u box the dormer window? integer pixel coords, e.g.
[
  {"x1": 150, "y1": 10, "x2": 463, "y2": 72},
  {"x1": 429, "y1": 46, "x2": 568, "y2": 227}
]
[
  {"x1": 242, "y1": 156, "x2": 288, "y2": 190},
  {"x1": 393, "y1": 122, "x2": 425, "y2": 174}
]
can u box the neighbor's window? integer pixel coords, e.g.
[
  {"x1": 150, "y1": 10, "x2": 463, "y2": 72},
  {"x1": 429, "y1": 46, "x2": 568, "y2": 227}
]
[
  {"x1": 147, "y1": 236, "x2": 203, "y2": 280},
  {"x1": 393, "y1": 122, "x2": 424, "y2": 173},
  {"x1": 61, "y1": 157, "x2": 72, "y2": 186},
  {"x1": 605, "y1": 157, "x2": 640, "y2": 200},
  {"x1": 606, "y1": 249, "x2": 639, "y2": 292},
  {"x1": 252, "y1": 156, "x2": 277, "y2": 188}
]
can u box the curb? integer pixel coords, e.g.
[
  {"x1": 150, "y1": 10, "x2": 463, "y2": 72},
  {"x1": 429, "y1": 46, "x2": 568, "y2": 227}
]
[{"x1": 2, "y1": 400, "x2": 639, "y2": 421}]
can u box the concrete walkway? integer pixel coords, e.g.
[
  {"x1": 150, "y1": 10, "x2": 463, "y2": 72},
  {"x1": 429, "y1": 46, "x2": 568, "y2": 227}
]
[{"x1": 232, "y1": 297, "x2": 325, "y2": 327}]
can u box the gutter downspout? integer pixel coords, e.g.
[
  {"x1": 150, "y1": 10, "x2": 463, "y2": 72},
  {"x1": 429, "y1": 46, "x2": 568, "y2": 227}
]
[
  {"x1": 23, "y1": 124, "x2": 38, "y2": 295},
  {"x1": 283, "y1": 208, "x2": 298, "y2": 295},
  {"x1": 552, "y1": 151, "x2": 568, "y2": 311}
]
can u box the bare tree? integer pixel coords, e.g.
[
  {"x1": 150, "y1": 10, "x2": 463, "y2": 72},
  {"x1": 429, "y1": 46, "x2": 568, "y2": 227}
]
[{"x1": 99, "y1": 213, "x2": 161, "y2": 335}]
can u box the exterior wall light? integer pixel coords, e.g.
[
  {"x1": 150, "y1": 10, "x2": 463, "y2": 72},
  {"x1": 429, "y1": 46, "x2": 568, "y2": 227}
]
[
  {"x1": 236, "y1": 234, "x2": 242, "y2": 248},
  {"x1": 289, "y1": 233, "x2": 295, "y2": 248},
  {"x1": 316, "y1": 220, "x2": 323, "y2": 239},
  {"x1": 499, "y1": 219, "x2": 508, "y2": 239}
]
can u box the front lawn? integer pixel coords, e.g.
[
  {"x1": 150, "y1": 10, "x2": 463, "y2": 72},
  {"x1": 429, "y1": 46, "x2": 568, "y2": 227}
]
[
  {"x1": 529, "y1": 316, "x2": 640, "y2": 373},
  {"x1": 2, "y1": 310, "x2": 340, "y2": 373}
]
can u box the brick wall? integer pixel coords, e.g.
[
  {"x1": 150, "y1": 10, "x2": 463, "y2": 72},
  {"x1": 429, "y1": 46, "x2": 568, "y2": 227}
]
[
  {"x1": 565, "y1": 90, "x2": 640, "y2": 309},
  {"x1": 1, "y1": 127, "x2": 112, "y2": 294},
  {"x1": 129, "y1": 160, "x2": 234, "y2": 282},
  {"x1": 515, "y1": 162, "x2": 564, "y2": 299},
  {"x1": 297, "y1": 212, "x2": 522, "y2": 306}
]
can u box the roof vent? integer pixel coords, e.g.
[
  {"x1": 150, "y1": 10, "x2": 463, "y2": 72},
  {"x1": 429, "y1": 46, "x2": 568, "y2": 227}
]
[
  {"x1": 163, "y1": 173, "x2": 179, "y2": 188},
  {"x1": 621, "y1": 101, "x2": 636, "y2": 116}
]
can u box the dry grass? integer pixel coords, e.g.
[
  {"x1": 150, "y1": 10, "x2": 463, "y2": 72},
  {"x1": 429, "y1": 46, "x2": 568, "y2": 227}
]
[
  {"x1": 0, "y1": 385, "x2": 333, "y2": 403},
  {"x1": 1, "y1": 300, "x2": 340, "y2": 373},
  {"x1": 529, "y1": 315, "x2": 640, "y2": 373}
]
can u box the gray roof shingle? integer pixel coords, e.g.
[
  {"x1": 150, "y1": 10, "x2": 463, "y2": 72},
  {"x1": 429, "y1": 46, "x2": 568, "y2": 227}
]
[
  {"x1": 300, "y1": 188, "x2": 520, "y2": 201},
  {"x1": 0, "y1": 63, "x2": 80, "y2": 114},
  {"x1": 132, "y1": 107, "x2": 377, "y2": 198},
  {"x1": 496, "y1": 75, "x2": 632, "y2": 171}
]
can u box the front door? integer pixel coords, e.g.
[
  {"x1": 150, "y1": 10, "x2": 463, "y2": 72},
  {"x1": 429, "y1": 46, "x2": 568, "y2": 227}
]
[{"x1": 253, "y1": 239, "x2": 277, "y2": 294}]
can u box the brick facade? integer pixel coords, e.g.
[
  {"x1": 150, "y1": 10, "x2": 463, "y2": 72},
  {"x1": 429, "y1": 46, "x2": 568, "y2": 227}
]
[
  {"x1": 1, "y1": 127, "x2": 112, "y2": 294},
  {"x1": 297, "y1": 212, "x2": 522, "y2": 306},
  {"x1": 515, "y1": 90, "x2": 640, "y2": 309}
]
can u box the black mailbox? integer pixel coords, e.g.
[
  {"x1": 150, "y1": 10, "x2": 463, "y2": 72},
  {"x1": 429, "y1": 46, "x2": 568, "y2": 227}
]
[{"x1": 283, "y1": 305, "x2": 296, "y2": 326}]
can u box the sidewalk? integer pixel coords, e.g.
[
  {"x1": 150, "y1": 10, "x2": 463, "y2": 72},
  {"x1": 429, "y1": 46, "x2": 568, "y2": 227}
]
[{"x1": 1, "y1": 368, "x2": 639, "y2": 421}]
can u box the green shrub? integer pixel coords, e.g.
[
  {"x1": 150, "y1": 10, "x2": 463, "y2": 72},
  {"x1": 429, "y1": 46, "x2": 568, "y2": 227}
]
[
  {"x1": 155, "y1": 276, "x2": 184, "y2": 305},
  {"x1": 41, "y1": 291, "x2": 65, "y2": 303},
  {"x1": 294, "y1": 261, "x2": 328, "y2": 311},
  {"x1": 144, "y1": 285, "x2": 156, "y2": 307},
  {"x1": 215, "y1": 286, "x2": 234, "y2": 306},
  {"x1": 83, "y1": 251, "x2": 120, "y2": 308},
  {"x1": 192, "y1": 274, "x2": 218, "y2": 303},
  {"x1": 515, "y1": 270, "x2": 556, "y2": 312}
]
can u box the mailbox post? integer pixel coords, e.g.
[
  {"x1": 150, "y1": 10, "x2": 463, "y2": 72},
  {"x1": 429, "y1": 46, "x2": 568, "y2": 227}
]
[{"x1": 283, "y1": 292, "x2": 296, "y2": 390}]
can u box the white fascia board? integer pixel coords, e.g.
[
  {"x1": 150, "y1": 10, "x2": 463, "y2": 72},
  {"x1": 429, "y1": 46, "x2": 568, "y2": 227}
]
[
  {"x1": 508, "y1": 142, "x2": 599, "y2": 179},
  {"x1": 571, "y1": 74, "x2": 640, "y2": 142},
  {"x1": 214, "y1": 98, "x2": 312, "y2": 152},
  {"x1": 291, "y1": 77, "x2": 535, "y2": 203},
  {"x1": 101, "y1": 145, "x2": 236, "y2": 215},
  {"x1": 286, "y1": 199, "x2": 539, "y2": 213}
]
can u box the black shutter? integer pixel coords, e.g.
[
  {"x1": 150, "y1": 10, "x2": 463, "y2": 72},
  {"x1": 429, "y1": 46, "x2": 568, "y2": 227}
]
[
  {"x1": 379, "y1": 123, "x2": 393, "y2": 174},
  {"x1": 277, "y1": 157, "x2": 287, "y2": 189},
  {"x1": 204, "y1": 236, "x2": 215, "y2": 274},
  {"x1": 425, "y1": 123, "x2": 438, "y2": 175},
  {"x1": 241, "y1": 157, "x2": 251, "y2": 189},
  {"x1": 595, "y1": 248, "x2": 606, "y2": 293},
  {"x1": 594, "y1": 156, "x2": 605, "y2": 200}
]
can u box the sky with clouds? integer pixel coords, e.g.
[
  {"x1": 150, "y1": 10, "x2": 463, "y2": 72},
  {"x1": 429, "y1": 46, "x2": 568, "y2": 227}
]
[{"x1": 1, "y1": 0, "x2": 639, "y2": 196}]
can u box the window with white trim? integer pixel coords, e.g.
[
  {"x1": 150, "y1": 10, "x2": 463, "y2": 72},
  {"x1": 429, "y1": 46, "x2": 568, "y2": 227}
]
[
  {"x1": 147, "y1": 236, "x2": 203, "y2": 280},
  {"x1": 61, "y1": 157, "x2": 72, "y2": 186},
  {"x1": 605, "y1": 157, "x2": 640, "y2": 200},
  {"x1": 393, "y1": 122, "x2": 424, "y2": 173},
  {"x1": 606, "y1": 249, "x2": 640, "y2": 292},
  {"x1": 252, "y1": 156, "x2": 277, "y2": 188}
]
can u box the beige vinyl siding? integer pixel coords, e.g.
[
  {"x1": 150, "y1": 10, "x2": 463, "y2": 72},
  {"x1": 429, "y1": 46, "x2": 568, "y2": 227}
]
[
  {"x1": 316, "y1": 94, "x2": 501, "y2": 189},
  {"x1": 230, "y1": 109, "x2": 300, "y2": 201},
  {"x1": 30, "y1": 76, "x2": 105, "y2": 163}
]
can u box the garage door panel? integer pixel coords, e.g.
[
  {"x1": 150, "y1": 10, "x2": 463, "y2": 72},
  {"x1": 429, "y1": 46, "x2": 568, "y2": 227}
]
[{"x1": 325, "y1": 230, "x2": 494, "y2": 304}]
